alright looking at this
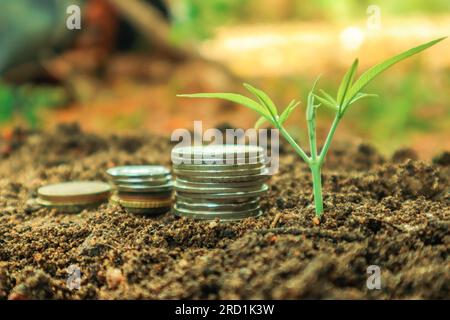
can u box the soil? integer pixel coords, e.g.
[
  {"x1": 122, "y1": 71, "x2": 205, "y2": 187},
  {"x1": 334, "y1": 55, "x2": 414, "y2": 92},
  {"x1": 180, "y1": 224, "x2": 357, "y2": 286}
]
[{"x1": 0, "y1": 123, "x2": 448, "y2": 300}]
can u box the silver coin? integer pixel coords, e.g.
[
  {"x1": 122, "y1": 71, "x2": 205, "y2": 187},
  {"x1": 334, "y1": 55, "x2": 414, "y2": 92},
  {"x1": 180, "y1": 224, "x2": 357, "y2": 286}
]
[
  {"x1": 173, "y1": 161, "x2": 266, "y2": 171},
  {"x1": 112, "y1": 176, "x2": 172, "y2": 186},
  {"x1": 174, "y1": 171, "x2": 270, "y2": 183},
  {"x1": 174, "y1": 182, "x2": 266, "y2": 194},
  {"x1": 175, "y1": 184, "x2": 268, "y2": 199},
  {"x1": 176, "y1": 198, "x2": 259, "y2": 211},
  {"x1": 174, "y1": 166, "x2": 266, "y2": 177},
  {"x1": 172, "y1": 205, "x2": 262, "y2": 221},
  {"x1": 173, "y1": 143, "x2": 264, "y2": 154},
  {"x1": 116, "y1": 183, "x2": 173, "y2": 193},
  {"x1": 171, "y1": 154, "x2": 266, "y2": 166},
  {"x1": 172, "y1": 144, "x2": 265, "y2": 158},
  {"x1": 175, "y1": 194, "x2": 259, "y2": 205},
  {"x1": 106, "y1": 165, "x2": 170, "y2": 179},
  {"x1": 175, "y1": 178, "x2": 267, "y2": 189}
]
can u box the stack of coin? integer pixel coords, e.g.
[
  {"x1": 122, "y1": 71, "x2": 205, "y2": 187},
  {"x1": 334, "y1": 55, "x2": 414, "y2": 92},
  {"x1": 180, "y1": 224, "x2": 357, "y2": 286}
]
[
  {"x1": 171, "y1": 145, "x2": 269, "y2": 221},
  {"x1": 106, "y1": 165, "x2": 173, "y2": 215},
  {"x1": 37, "y1": 181, "x2": 111, "y2": 213}
]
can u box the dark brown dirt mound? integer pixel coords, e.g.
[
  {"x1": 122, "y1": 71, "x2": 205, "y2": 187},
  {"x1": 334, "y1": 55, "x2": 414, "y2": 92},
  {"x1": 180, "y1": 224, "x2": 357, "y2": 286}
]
[{"x1": 0, "y1": 124, "x2": 448, "y2": 299}]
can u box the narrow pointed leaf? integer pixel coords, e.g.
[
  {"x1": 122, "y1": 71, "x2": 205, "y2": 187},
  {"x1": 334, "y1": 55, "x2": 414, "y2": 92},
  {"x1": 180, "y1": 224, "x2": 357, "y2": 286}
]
[
  {"x1": 254, "y1": 116, "x2": 268, "y2": 129},
  {"x1": 306, "y1": 77, "x2": 321, "y2": 121},
  {"x1": 243, "y1": 83, "x2": 278, "y2": 118},
  {"x1": 177, "y1": 93, "x2": 271, "y2": 119},
  {"x1": 279, "y1": 100, "x2": 300, "y2": 124},
  {"x1": 337, "y1": 59, "x2": 359, "y2": 105},
  {"x1": 313, "y1": 94, "x2": 338, "y2": 110},
  {"x1": 348, "y1": 92, "x2": 378, "y2": 105},
  {"x1": 320, "y1": 89, "x2": 338, "y2": 106},
  {"x1": 347, "y1": 37, "x2": 446, "y2": 103}
]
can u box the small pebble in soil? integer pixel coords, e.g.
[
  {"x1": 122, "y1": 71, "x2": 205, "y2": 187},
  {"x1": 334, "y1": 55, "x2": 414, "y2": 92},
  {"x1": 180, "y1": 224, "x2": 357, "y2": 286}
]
[
  {"x1": 106, "y1": 268, "x2": 125, "y2": 289},
  {"x1": 312, "y1": 217, "x2": 321, "y2": 225},
  {"x1": 24, "y1": 199, "x2": 42, "y2": 213}
]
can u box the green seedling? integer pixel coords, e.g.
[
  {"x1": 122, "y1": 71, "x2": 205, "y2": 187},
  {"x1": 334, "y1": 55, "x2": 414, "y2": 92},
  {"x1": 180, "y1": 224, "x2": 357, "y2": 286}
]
[{"x1": 178, "y1": 37, "x2": 446, "y2": 221}]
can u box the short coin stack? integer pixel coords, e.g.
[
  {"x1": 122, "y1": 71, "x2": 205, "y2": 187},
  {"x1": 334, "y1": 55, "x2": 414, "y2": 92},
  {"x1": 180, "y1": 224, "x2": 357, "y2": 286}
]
[
  {"x1": 171, "y1": 145, "x2": 269, "y2": 221},
  {"x1": 107, "y1": 165, "x2": 173, "y2": 215},
  {"x1": 37, "y1": 181, "x2": 111, "y2": 213}
]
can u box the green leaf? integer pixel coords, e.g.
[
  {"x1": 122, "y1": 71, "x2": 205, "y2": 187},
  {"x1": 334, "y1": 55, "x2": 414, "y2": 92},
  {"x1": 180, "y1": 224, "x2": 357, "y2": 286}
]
[
  {"x1": 243, "y1": 83, "x2": 278, "y2": 118},
  {"x1": 320, "y1": 89, "x2": 338, "y2": 106},
  {"x1": 348, "y1": 92, "x2": 378, "y2": 105},
  {"x1": 313, "y1": 93, "x2": 338, "y2": 111},
  {"x1": 279, "y1": 99, "x2": 300, "y2": 124},
  {"x1": 346, "y1": 37, "x2": 446, "y2": 106},
  {"x1": 337, "y1": 59, "x2": 359, "y2": 106},
  {"x1": 177, "y1": 93, "x2": 271, "y2": 120},
  {"x1": 254, "y1": 116, "x2": 267, "y2": 129},
  {"x1": 306, "y1": 77, "x2": 321, "y2": 121}
]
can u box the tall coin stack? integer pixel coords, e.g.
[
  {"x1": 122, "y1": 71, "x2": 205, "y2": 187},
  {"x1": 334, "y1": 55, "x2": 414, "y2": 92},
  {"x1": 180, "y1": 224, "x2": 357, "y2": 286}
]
[
  {"x1": 107, "y1": 165, "x2": 173, "y2": 215},
  {"x1": 171, "y1": 145, "x2": 269, "y2": 221}
]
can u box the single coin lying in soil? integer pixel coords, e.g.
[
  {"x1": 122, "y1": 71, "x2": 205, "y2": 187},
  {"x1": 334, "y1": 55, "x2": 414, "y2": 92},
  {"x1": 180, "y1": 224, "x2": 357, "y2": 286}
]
[{"x1": 36, "y1": 181, "x2": 111, "y2": 212}]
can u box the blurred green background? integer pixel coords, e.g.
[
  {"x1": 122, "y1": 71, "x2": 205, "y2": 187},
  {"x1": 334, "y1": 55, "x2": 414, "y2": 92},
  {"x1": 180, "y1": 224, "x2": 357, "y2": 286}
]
[
  {"x1": 0, "y1": 0, "x2": 449, "y2": 157},
  {"x1": 170, "y1": 0, "x2": 450, "y2": 41}
]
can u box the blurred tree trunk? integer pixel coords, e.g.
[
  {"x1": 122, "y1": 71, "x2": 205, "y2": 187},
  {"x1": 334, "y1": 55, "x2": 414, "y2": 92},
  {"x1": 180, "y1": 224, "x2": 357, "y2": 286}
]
[{"x1": 107, "y1": 0, "x2": 192, "y2": 61}]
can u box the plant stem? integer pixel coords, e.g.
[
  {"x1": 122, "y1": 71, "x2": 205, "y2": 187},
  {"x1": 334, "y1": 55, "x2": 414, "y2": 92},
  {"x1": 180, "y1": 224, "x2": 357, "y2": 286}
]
[
  {"x1": 279, "y1": 110, "x2": 340, "y2": 218},
  {"x1": 306, "y1": 109, "x2": 318, "y2": 161},
  {"x1": 280, "y1": 123, "x2": 324, "y2": 217},
  {"x1": 306, "y1": 104, "x2": 323, "y2": 217},
  {"x1": 310, "y1": 162, "x2": 324, "y2": 217},
  {"x1": 318, "y1": 113, "x2": 341, "y2": 164},
  {"x1": 278, "y1": 125, "x2": 311, "y2": 164}
]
